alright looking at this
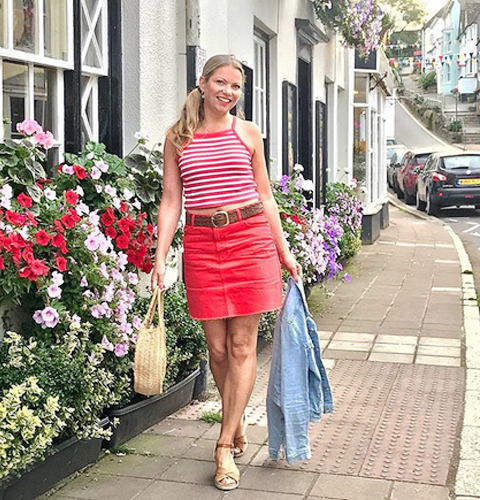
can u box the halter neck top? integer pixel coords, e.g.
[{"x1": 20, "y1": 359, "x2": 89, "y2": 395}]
[{"x1": 177, "y1": 117, "x2": 259, "y2": 210}]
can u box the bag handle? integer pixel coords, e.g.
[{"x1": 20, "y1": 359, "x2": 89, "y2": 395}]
[{"x1": 143, "y1": 287, "x2": 164, "y2": 328}]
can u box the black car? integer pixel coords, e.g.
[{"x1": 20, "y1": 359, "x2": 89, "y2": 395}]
[{"x1": 416, "y1": 150, "x2": 480, "y2": 215}]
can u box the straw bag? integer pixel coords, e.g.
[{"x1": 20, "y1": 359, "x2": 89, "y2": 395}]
[{"x1": 134, "y1": 287, "x2": 167, "y2": 396}]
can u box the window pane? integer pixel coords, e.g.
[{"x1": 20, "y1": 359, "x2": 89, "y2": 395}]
[
  {"x1": 82, "y1": 0, "x2": 105, "y2": 69},
  {"x1": 44, "y1": 0, "x2": 68, "y2": 60},
  {"x1": 13, "y1": 0, "x2": 37, "y2": 53},
  {"x1": 3, "y1": 62, "x2": 29, "y2": 139},
  {"x1": 34, "y1": 67, "x2": 56, "y2": 135},
  {"x1": 0, "y1": 2, "x2": 6, "y2": 47}
]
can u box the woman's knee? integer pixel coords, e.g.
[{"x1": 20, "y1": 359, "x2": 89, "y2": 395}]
[
  {"x1": 229, "y1": 336, "x2": 256, "y2": 362},
  {"x1": 208, "y1": 342, "x2": 228, "y2": 365}
]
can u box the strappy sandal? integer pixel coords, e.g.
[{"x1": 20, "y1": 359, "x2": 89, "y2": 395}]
[
  {"x1": 234, "y1": 414, "x2": 248, "y2": 458},
  {"x1": 214, "y1": 443, "x2": 240, "y2": 491}
]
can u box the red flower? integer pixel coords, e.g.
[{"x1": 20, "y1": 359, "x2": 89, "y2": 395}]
[
  {"x1": 61, "y1": 208, "x2": 80, "y2": 229},
  {"x1": 120, "y1": 201, "x2": 128, "y2": 213},
  {"x1": 101, "y1": 208, "x2": 116, "y2": 227},
  {"x1": 35, "y1": 230, "x2": 50, "y2": 246},
  {"x1": 118, "y1": 216, "x2": 135, "y2": 234},
  {"x1": 55, "y1": 256, "x2": 67, "y2": 272},
  {"x1": 53, "y1": 220, "x2": 64, "y2": 233},
  {"x1": 65, "y1": 190, "x2": 79, "y2": 205},
  {"x1": 17, "y1": 193, "x2": 33, "y2": 208},
  {"x1": 51, "y1": 233, "x2": 66, "y2": 249},
  {"x1": 115, "y1": 234, "x2": 130, "y2": 249},
  {"x1": 73, "y1": 164, "x2": 86, "y2": 180},
  {"x1": 146, "y1": 223, "x2": 154, "y2": 236},
  {"x1": 25, "y1": 211, "x2": 38, "y2": 228},
  {"x1": 140, "y1": 259, "x2": 153, "y2": 274},
  {"x1": 19, "y1": 258, "x2": 49, "y2": 281},
  {"x1": 0, "y1": 256, "x2": 4, "y2": 270},
  {"x1": 104, "y1": 225, "x2": 117, "y2": 238},
  {"x1": 5, "y1": 210, "x2": 27, "y2": 226}
]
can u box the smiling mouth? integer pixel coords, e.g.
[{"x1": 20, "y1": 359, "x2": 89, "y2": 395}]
[{"x1": 217, "y1": 96, "x2": 231, "y2": 103}]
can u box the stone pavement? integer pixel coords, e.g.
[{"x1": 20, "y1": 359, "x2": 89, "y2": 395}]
[{"x1": 42, "y1": 206, "x2": 479, "y2": 500}]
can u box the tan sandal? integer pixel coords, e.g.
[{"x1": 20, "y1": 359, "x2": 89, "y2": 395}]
[
  {"x1": 234, "y1": 414, "x2": 248, "y2": 458},
  {"x1": 214, "y1": 443, "x2": 240, "y2": 491}
]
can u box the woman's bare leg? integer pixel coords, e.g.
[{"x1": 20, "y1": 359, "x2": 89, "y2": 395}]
[{"x1": 202, "y1": 314, "x2": 260, "y2": 487}]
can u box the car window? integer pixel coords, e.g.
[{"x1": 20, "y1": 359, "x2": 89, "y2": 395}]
[
  {"x1": 443, "y1": 155, "x2": 480, "y2": 169},
  {"x1": 424, "y1": 157, "x2": 435, "y2": 170},
  {"x1": 413, "y1": 154, "x2": 430, "y2": 165}
]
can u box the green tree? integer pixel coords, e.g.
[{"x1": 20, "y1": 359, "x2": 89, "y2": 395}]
[{"x1": 383, "y1": 0, "x2": 427, "y2": 32}]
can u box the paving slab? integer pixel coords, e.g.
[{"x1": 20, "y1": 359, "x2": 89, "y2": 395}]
[
  {"x1": 145, "y1": 418, "x2": 212, "y2": 438},
  {"x1": 240, "y1": 467, "x2": 316, "y2": 494},
  {"x1": 309, "y1": 474, "x2": 392, "y2": 500},
  {"x1": 55, "y1": 474, "x2": 153, "y2": 500},
  {"x1": 90, "y1": 453, "x2": 174, "y2": 478},
  {"x1": 135, "y1": 481, "x2": 223, "y2": 500},
  {"x1": 125, "y1": 434, "x2": 194, "y2": 457},
  {"x1": 390, "y1": 482, "x2": 450, "y2": 500}
]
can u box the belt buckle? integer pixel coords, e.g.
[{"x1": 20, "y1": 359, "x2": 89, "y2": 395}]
[{"x1": 211, "y1": 210, "x2": 229, "y2": 227}]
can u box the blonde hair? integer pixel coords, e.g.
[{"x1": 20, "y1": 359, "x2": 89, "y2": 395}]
[{"x1": 168, "y1": 54, "x2": 245, "y2": 155}]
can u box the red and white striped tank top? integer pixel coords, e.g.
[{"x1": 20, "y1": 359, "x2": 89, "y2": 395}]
[{"x1": 178, "y1": 117, "x2": 259, "y2": 210}]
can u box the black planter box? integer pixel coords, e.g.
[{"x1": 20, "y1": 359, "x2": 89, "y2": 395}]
[
  {"x1": 105, "y1": 368, "x2": 201, "y2": 448},
  {"x1": 0, "y1": 417, "x2": 109, "y2": 500}
]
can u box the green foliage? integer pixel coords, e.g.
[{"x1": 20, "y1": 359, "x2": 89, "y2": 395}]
[
  {"x1": 382, "y1": 0, "x2": 426, "y2": 31},
  {"x1": 0, "y1": 328, "x2": 123, "y2": 479},
  {"x1": 448, "y1": 120, "x2": 463, "y2": 132},
  {"x1": 199, "y1": 410, "x2": 222, "y2": 423},
  {"x1": 118, "y1": 283, "x2": 207, "y2": 407},
  {"x1": 420, "y1": 71, "x2": 437, "y2": 91},
  {"x1": 258, "y1": 310, "x2": 277, "y2": 340}
]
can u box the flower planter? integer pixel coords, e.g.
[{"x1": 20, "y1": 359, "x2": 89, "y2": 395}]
[
  {"x1": 105, "y1": 368, "x2": 202, "y2": 448},
  {"x1": 0, "y1": 417, "x2": 109, "y2": 500}
]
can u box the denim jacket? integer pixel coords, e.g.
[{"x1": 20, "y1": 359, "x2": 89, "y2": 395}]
[{"x1": 267, "y1": 278, "x2": 334, "y2": 463}]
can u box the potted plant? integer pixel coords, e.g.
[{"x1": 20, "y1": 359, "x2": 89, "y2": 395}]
[{"x1": 105, "y1": 283, "x2": 207, "y2": 448}]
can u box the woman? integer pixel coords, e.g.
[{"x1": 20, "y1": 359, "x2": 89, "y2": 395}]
[{"x1": 151, "y1": 54, "x2": 300, "y2": 491}]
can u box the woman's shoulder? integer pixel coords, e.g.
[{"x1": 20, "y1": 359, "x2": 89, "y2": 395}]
[{"x1": 235, "y1": 117, "x2": 261, "y2": 137}]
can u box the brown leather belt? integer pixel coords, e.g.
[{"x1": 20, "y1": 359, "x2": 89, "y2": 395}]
[{"x1": 186, "y1": 202, "x2": 264, "y2": 228}]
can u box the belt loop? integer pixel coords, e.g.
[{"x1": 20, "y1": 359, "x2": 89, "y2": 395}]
[
  {"x1": 191, "y1": 214, "x2": 196, "y2": 226},
  {"x1": 235, "y1": 208, "x2": 242, "y2": 221}
]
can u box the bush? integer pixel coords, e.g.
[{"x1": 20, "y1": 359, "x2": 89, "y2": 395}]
[
  {"x1": 420, "y1": 71, "x2": 437, "y2": 91},
  {"x1": 448, "y1": 120, "x2": 463, "y2": 132},
  {"x1": 325, "y1": 183, "x2": 363, "y2": 261}
]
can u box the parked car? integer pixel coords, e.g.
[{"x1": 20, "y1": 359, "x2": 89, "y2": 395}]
[
  {"x1": 387, "y1": 145, "x2": 408, "y2": 189},
  {"x1": 416, "y1": 150, "x2": 480, "y2": 215},
  {"x1": 387, "y1": 137, "x2": 397, "y2": 146},
  {"x1": 396, "y1": 148, "x2": 437, "y2": 205}
]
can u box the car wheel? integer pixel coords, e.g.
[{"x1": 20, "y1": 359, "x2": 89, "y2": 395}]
[
  {"x1": 416, "y1": 192, "x2": 426, "y2": 211},
  {"x1": 405, "y1": 191, "x2": 415, "y2": 205},
  {"x1": 426, "y1": 191, "x2": 439, "y2": 216},
  {"x1": 397, "y1": 186, "x2": 404, "y2": 200}
]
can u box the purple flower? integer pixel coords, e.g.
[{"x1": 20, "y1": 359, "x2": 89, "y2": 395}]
[
  {"x1": 101, "y1": 335, "x2": 114, "y2": 351},
  {"x1": 33, "y1": 306, "x2": 60, "y2": 329}
]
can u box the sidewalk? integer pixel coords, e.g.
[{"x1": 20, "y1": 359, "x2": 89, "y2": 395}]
[{"x1": 42, "y1": 205, "x2": 479, "y2": 500}]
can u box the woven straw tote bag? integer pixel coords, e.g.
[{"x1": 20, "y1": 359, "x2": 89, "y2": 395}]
[{"x1": 134, "y1": 287, "x2": 167, "y2": 396}]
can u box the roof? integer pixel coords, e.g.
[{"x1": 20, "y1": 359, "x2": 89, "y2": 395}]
[{"x1": 424, "y1": 5, "x2": 447, "y2": 29}]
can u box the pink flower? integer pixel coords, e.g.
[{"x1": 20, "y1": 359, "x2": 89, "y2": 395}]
[
  {"x1": 34, "y1": 131, "x2": 55, "y2": 149},
  {"x1": 47, "y1": 284, "x2": 62, "y2": 299},
  {"x1": 114, "y1": 343, "x2": 129, "y2": 357},
  {"x1": 91, "y1": 167, "x2": 102, "y2": 180},
  {"x1": 33, "y1": 306, "x2": 60, "y2": 329},
  {"x1": 101, "y1": 335, "x2": 114, "y2": 351},
  {"x1": 16, "y1": 119, "x2": 43, "y2": 136}
]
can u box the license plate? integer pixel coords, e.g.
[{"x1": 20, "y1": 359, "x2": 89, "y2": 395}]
[{"x1": 459, "y1": 178, "x2": 480, "y2": 185}]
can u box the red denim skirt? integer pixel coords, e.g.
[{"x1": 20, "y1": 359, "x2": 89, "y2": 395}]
[{"x1": 183, "y1": 212, "x2": 283, "y2": 321}]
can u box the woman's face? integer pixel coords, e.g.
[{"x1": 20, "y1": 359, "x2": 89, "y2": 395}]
[{"x1": 200, "y1": 65, "x2": 243, "y2": 113}]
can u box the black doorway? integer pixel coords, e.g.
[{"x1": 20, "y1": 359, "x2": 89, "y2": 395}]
[{"x1": 297, "y1": 58, "x2": 312, "y2": 182}]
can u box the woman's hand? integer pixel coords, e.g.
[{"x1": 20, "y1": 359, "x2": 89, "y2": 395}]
[
  {"x1": 151, "y1": 260, "x2": 166, "y2": 291},
  {"x1": 279, "y1": 250, "x2": 302, "y2": 283}
]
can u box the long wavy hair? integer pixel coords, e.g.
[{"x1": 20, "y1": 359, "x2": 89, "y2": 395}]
[{"x1": 168, "y1": 54, "x2": 245, "y2": 155}]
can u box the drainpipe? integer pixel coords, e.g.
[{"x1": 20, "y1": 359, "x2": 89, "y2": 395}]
[{"x1": 186, "y1": 0, "x2": 201, "y2": 92}]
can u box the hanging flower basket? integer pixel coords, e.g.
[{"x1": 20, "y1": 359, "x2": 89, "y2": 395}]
[{"x1": 311, "y1": 0, "x2": 393, "y2": 58}]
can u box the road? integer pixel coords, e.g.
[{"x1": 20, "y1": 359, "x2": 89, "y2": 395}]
[{"x1": 393, "y1": 101, "x2": 480, "y2": 284}]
